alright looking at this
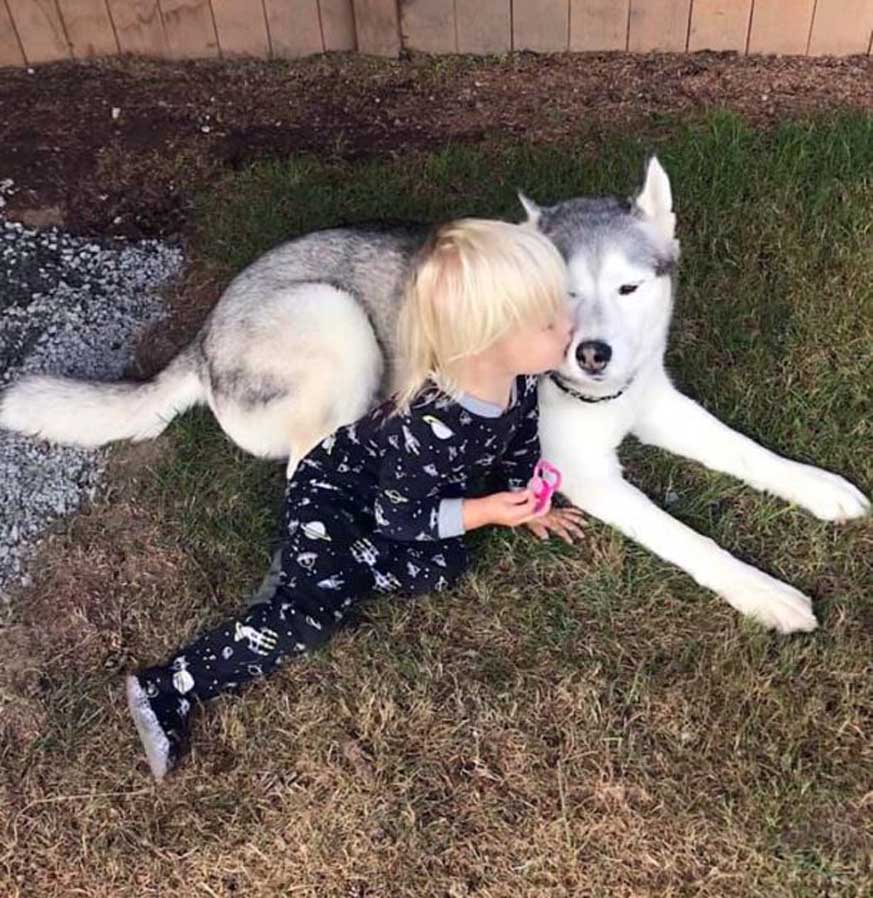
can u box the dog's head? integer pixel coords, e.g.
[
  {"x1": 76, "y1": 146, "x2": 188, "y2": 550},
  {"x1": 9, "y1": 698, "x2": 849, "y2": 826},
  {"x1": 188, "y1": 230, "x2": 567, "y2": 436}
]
[{"x1": 520, "y1": 157, "x2": 680, "y2": 396}]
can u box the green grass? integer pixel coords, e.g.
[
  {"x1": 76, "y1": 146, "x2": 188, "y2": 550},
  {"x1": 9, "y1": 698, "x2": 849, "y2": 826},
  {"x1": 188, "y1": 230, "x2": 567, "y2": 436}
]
[
  {"x1": 185, "y1": 107, "x2": 872, "y2": 622},
  {"x1": 3, "y1": 111, "x2": 871, "y2": 898}
]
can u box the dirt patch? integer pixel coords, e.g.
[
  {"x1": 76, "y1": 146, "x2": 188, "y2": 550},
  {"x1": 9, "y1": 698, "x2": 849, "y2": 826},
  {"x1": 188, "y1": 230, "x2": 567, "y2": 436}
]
[
  {"x1": 1, "y1": 51, "x2": 872, "y2": 240},
  {"x1": 130, "y1": 260, "x2": 225, "y2": 377}
]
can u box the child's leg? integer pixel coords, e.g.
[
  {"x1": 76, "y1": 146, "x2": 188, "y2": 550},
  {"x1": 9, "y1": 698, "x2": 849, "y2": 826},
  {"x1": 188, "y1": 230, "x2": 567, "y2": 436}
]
[
  {"x1": 138, "y1": 582, "x2": 345, "y2": 701},
  {"x1": 128, "y1": 568, "x2": 363, "y2": 781},
  {"x1": 374, "y1": 538, "x2": 468, "y2": 597},
  {"x1": 127, "y1": 525, "x2": 467, "y2": 781}
]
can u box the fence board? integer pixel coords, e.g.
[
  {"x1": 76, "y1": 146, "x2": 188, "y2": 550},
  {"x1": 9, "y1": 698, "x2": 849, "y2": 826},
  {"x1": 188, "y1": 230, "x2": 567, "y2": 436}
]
[
  {"x1": 748, "y1": 0, "x2": 814, "y2": 55},
  {"x1": 0, "y1": 2, "x2": 25, "y2": 66},
  {"x1": 320, "y1": 0, "x2": 355, "y2": 49},
  {"x1": 211, "y1": 0, "x2": 269, "y2": 56},
  {"x1": 160, "y1": 0, "x2": 217, "y2": 58},
  {"x1": 401, "y1": 0, "x2": 454, "y2": 53},
  {"x1": 58, "y1": 0, "x2": 118, "y2": 58},
  {"x1": 514, "y1": 0, "x2": 569, "y2": 51},
  {"x1": 627, "y1": 0, "x2": 690, "y2": 52},
  {"x1": 456, "y1": 0, "x2": 509, "y2": 53},
  {"x1": 4, "y1": 0, "x2": 873, "y2": 65},
  {"x1": 570, "y1": 0, "x2": 628, "y2": 50},
  {"x1": 353, "y1": 0, "x2": 400, "y2": 55},
  {"x1": 107, "y1": 0, "x2": 167, "y2": 55},
  {"x1": 808, "y1": 0, "x2": 873, "y2": 56},
  {"x1": 7, "y1": 0, "x2": 70, "y2": 63},
  {"x1": 265, "y1": 0, "x2": 322, "y2": 56},
  {"x1": 688, "y1": 0, "x2": 751, "y2": 52}
]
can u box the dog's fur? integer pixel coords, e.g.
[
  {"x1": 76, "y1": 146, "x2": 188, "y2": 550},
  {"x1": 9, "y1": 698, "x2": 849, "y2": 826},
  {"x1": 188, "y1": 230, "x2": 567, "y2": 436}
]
[{"x1": 2, "y1": 159, "x2": 867, "y2": 632}]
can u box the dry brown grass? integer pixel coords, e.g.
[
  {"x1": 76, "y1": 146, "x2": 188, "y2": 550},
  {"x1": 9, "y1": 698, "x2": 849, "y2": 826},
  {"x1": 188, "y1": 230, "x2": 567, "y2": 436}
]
[
  {"x1": 2, "y1": 114, "x2": 872, "y2": 897},
  {"x1": 2, "y1": 430, "x2": 870, "y2": 897}
]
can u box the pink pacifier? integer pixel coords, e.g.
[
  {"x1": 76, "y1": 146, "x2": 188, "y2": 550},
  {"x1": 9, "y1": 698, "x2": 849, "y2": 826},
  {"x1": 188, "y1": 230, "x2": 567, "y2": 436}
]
[{"x1": 529, "y1": 459, "x2": 562, "y2": 514}]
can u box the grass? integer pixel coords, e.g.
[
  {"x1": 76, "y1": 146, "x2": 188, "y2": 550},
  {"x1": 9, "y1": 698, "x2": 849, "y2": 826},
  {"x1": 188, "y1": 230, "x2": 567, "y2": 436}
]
[{"x1": 1, "y1": 111, "x2": 871, "y2": 897}]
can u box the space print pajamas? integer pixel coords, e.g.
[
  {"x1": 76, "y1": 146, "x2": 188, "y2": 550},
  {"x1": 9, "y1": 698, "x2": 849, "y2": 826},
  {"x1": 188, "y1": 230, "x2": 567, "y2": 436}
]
[{"x1": 135, "y1": 375, "x2": 541, "y2": 709}]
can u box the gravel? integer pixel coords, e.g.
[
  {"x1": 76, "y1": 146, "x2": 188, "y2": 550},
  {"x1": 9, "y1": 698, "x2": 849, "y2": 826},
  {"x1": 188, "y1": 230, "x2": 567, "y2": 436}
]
[{"x1": 0, "y1": 181, "x2": 183, "y2": 606}]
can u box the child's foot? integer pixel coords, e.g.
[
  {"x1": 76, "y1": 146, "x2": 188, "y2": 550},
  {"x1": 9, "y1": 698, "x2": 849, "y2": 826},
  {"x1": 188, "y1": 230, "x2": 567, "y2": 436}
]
[{"x1": 126, "y1": 673, "x2": 191, "y2": 782}]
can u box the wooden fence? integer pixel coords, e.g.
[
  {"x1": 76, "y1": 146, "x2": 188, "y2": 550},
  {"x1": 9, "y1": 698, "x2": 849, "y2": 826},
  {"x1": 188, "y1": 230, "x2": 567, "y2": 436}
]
[{"x1": 2, "y1": 1, "x2": 873, "y2": 68}]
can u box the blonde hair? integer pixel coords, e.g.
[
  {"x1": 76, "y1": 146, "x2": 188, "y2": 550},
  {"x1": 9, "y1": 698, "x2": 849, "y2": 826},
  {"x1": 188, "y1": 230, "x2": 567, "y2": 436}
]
[{"x1": 394, "y1": 218, "x2": 567, "y2": 411}]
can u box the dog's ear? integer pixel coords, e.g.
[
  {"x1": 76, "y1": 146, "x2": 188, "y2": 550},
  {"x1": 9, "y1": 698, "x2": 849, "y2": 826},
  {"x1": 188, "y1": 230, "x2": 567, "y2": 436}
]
[
  {"x1": 634, "y1": 157, "x2": 675, "y2": 241},
  {"x1": 517, "y1": 191, "x2": 541, "y2": 227}
]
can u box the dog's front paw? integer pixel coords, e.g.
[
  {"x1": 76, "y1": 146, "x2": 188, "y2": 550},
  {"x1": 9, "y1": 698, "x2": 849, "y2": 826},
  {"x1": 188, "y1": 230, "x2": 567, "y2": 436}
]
[
  {"x1": 720, "y1": 570, "x2": 818, "y2": 634},
  {"x1": 784, "y1": 464, "x2": 870, "y2": 522}
]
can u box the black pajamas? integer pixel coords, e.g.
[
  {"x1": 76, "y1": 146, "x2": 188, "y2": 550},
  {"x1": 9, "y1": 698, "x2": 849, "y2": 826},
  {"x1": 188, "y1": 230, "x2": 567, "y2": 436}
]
[{"x1": 136, "y1": 375, "x2": 541, "y2": 708}]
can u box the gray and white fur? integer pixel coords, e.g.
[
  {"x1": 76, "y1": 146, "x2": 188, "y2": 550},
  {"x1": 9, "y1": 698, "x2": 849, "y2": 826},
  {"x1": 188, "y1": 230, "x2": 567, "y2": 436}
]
[{"x1": 1, "y1": 160, "x2": 868, "y2": 632}]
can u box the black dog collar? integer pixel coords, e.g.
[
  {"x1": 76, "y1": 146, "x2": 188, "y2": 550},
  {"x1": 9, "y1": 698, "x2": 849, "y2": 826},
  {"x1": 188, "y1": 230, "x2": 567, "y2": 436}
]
[{"x1": 548, "y1": 372, "x2": 632, "y2": 404}]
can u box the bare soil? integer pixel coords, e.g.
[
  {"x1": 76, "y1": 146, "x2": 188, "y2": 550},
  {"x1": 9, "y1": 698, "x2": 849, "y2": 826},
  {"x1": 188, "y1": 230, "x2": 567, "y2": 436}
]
[{"x1": 1, "y1": 51, "x2": 872, "y2": 239}]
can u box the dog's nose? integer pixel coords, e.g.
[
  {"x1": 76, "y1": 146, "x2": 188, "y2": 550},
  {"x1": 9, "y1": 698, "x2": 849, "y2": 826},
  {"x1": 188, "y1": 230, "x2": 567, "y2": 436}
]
[{"x1": 576, "y1": 340, "x2": 612, "y2": 373}]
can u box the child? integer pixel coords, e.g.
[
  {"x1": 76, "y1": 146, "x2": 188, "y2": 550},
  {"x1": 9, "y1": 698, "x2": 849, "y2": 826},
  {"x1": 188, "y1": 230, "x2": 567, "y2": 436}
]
[{"x1": 127, "y1": 218, "x2": 586, "y2": 781}]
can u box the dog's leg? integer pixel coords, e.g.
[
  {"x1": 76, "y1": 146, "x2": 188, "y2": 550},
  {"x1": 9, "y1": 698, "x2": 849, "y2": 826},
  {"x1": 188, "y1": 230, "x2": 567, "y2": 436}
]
[
  {"x1": 563, "y1": 473, "x2": 818, "y2": 633},
  {"x1": 633, "y1": 382, "x2": 869, "y2": 522}
]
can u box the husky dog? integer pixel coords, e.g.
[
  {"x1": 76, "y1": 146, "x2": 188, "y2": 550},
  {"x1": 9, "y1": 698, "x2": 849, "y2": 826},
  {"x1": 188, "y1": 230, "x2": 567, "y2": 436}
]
[
  {"x1": 531, "y1": 162, "x2": 868, "y2": 634},
  {"x1": 1, "y1": 160, "x2": 867, "y2": 632}
]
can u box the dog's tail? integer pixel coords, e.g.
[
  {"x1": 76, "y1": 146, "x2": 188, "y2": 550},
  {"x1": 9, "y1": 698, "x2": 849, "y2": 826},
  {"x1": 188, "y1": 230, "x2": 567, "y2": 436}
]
[{"x1": 0, "y1": 346, "x2": 206, "y2": 448}]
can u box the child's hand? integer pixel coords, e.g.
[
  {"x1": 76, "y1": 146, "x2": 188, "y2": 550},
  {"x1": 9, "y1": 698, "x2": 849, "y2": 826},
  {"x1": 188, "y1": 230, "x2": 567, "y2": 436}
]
[
  {"x1": 524, "y1": 506, "x2": 587, "y2": 544},
  {"x1": 463, "y1": 490, "x2": 539, "y2": 531}
]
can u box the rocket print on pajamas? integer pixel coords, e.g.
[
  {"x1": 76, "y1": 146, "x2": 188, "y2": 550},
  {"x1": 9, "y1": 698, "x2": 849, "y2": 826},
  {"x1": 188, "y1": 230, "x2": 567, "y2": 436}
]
[{"x1": 402, "y1": 425, "x2": 421, "y2": 456}]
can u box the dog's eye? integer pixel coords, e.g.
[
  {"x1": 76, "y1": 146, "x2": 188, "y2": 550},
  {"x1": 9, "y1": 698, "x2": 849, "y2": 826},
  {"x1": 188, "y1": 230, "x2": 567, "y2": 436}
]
[{"x1": 618, "y1": 283, "x2": 639, "y2": 296}]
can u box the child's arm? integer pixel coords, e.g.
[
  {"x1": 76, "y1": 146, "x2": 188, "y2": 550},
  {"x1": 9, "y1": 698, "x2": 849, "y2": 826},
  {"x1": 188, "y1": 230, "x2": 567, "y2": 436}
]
[{"x1": 373, "y1": 408, "x2": 543, "y2": 541}]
